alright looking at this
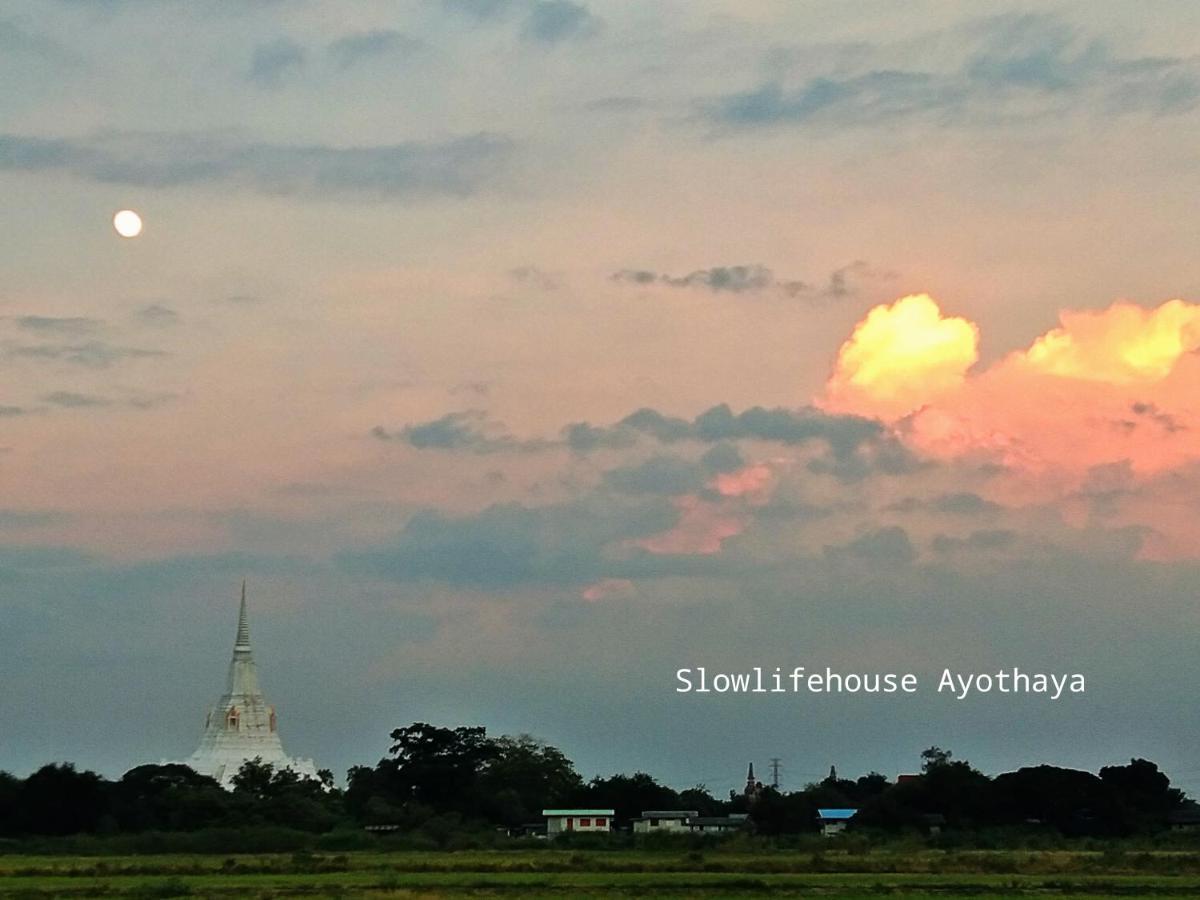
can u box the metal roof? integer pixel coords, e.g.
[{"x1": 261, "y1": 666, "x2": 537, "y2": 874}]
[
  {"x1": 816, "y1": 808, "x2": 858, "y2": 820},
  {"x1": 542, "y1": 809, "x2": 615, "y2": 816}
]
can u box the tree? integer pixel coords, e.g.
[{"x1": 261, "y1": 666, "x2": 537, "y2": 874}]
[
  {"x1": 571, "y1": 772, "x2": 680, "y2": 826},
  {"x1": 17, "y1": 763, "x2": 109, "y2": 835},
  {"x1": 478, "y1": 734, "x2": 583, "y2": 826},
  {"x1": 113, "y1": 764, "x2": 229, "y2": 832},
  {"x1": 920, "y1": 746, "x2": 953, "y2": 772}
]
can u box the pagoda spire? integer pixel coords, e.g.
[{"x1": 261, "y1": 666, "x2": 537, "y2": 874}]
[{"x1": 235, "y1": 580, "x2": 251, "y2": 651}]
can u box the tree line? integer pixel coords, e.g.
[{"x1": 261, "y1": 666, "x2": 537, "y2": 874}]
[{"x1": 0, "y1": 727, "x2": 1189, "y2": 843}]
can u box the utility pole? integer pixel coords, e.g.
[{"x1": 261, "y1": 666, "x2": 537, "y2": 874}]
[{"x1": 768, "y1": 757, "x2": 782, "y2": 789}]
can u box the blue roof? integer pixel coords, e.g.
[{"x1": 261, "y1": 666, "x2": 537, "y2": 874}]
[{"x1": 817, "y1": 808, "x2": 858, "y2": 820}]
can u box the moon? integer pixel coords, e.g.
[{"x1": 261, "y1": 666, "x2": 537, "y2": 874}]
[{"x1": 113, "y1": 209, "x2": 143, "y2": 238}]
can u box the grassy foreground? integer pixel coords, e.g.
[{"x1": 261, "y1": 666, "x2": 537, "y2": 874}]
[{"x1": 3, "y1": 848, "x2": 1200, "y2": 898}]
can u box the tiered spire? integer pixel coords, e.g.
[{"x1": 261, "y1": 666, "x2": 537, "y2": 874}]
[
  {"x1": 186, "y1": 582, "x2": 320, "y2": 788},
  {"x1": 234, "y1": 579, "x2": 251, "y2": 652}
]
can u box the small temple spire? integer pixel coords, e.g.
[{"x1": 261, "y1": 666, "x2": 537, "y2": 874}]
[
  {"x1": 235, "y1": 580, "x2": 250, "y2": 650},
  {"x1": 187, "y1": 582, "x2": 320, "y2": 788}
]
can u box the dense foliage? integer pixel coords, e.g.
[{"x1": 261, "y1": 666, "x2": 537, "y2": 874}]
[{"x1": 0, "y1": 730, "x2": 1188, "y2": 845}]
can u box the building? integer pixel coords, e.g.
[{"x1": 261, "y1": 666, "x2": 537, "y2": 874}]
[
  {"x1": 631, "y1": 810, "x2": 698, "y2": 833},
  {"x1": 542, "y1": 809, "x2": 614, "y2": 835},
  {"x1": 817, "y1": 808, "x2": 858, "y2": 837},
  {"x1": 744, "y1": 762, "x2": 764, "y2": 800},
  {"x1": 686, "y1": 814, "x2": 750, "y2": 834},
  {"x1": 184, "y1": 583, "x2": 320, "y2": 788},
  {"x1": 1168, "y1": 803, "x2": 1200, "y2": 831}
]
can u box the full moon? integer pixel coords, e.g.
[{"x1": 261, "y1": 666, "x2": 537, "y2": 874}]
[{"x1": 113, "y1": 209, "x2": 143, "y2": 238}]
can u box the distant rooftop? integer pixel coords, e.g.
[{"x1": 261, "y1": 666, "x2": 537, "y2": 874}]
[
  {"x1": 817, "y1": 808, "x2": 858, "y2": 820},
  {"x1": 639, "y1": 810, "x2": 699, "y2": 818},
  {"x1": 542, "y1": 809, "x2": 615, "y2": 816}
]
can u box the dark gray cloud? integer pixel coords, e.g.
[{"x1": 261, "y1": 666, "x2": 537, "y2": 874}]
[
  {"x1": 705, "y1": 14, "x2": 1200, "y2": 130},
  {"x1": 0, "y1": 16, "x2": 77, "y2": 63},
  {"x1": 932, "y1": 528, "x2": 1018, "y2": 554},
  {"x1": 888, "y1": 492, "x2": 1002, "y2": 516},
  {"x1": 327, "y1": 29, "x2": 422, "y2": 70},
  {"x1": 699, "y1": 441, "x2": 743, "y2": 473},
  {"x1": 372, "y1": 410, "x2": 548, "y2": 453},
  {"x1": 134, "y1": 304, "x2": 180, "y2": 326},
  {"x1": 601, "y1": 456, "x2": 705, "y2": 496},
  {"x1": 41, "y1": 390, "x2": 109, "y2": 408},
  {"x1": 509, "y1": 265, "x2": 562, "y2": 291},
  {"x1": 564, "y1": 403, "x2": 885, "y2": 461},
  {"x1": 12, "y1": 315, "x2": 101, "y2": 335},
  {"x1": 825, "y1": 525, "x2": 917, "y2": 564},
  {"x1": 0, "y1": 405, "x2": 27, "y2": 417},
  {"x1": 248, "y1": 37, "x2": 305, "y2": 87},
  {"x1": 0, "y1": 131, "x2": 514, "y2": 199},
  {"x1": 612, "y1": 261, "x2": 889, "y2": 300},
  {"x1": 441, "y1": 0, "x2": 516, "y2": 20},
  {"x1": 5, "y1": 340, "x2": 163, "y2": 368},
  {"x1": 522, "y1": 0, "x2": 598, "y2": 43},
  {"x1": 338, "y1": 498, "x2": 677, "y2": 588},
  {"x1": 562, "y1": 421, "x2": 637, "y2": 453},
  {"x1": 612, "y1": 264, "x2": 803, "y2": 296},
  {"x1": 0, "y1": 509, "x2": 68, "y2": 529},
  {"x1": 1130, "y1": 401, "x2": 1186, "y2": 434}
]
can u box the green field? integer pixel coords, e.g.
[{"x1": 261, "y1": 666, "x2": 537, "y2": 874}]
[{"x1": 4, "y1": 848, "x2": 1200, "y2": 898}]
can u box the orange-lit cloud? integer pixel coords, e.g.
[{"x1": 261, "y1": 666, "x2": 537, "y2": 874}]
[
  {"x1": 634, "y1": 463, "x2": 776, "y2": 555},
  {"x1": 581, "y1": 578, "x2": 635, "y2": 602},
  {"x1": 821, "y1": 293, "x2": 1200, "y2": 557},
  {"x1": 824, "y1": 293, "x2": 979, "y2": 419},
  {"x1": 1020, "y1": 299, "x2": 1200, "y2": 383}
]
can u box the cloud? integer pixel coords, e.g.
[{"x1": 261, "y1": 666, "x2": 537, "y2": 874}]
[
  {"x1": 12, "y1": 316, "x2": 101, "y2": 335},
  {"x1": 612, "y1": 261, "x2": 889, "y2": 300},
  {"x1": 577, "y1": 404, "x2": 883, "y2": 454},
  {"x1": 0, "y1": 509, "x2": 68, "y2": 529},
  {"x1": 613, "y1": 264, "x2": 798, "y2": 295},
  {"x1": 41, "y1": 390, "x2": 109, "y2": 408},
  {"x1": 134, "y1": 304, "x2": 179, "y2": 326},
  {"x1": 522, "y1": 0, "x2": 598, "y2": 43},
  {"x1": 248, "y1": 37, "x2": 305, "y2": 87},
  {"x1": 602, "y1": 456, "x2": 705, "y2": 495},
  {"x1": 0, "y1": 131, "x2": 514, "y2": 199},
  {"x1": 509, "y1": 265, "x2": 562, "y2": 291},
  {"x1": 580, "y1": 577, "x2": 634, "y2": 602},
  {"x1": 327, "y1": 30, "x2": 422, "y2": 70},
  {"x1": 0, "y1": 405, "x2": 27, "y2": 417},
  {"x1": 4, "y1": 340, "x2": 164, "y2": 368},
  {"x1": 372, "y1": 410, "x2": 548, "y2": 453},
  {"x1": 704, "y1": 14, "x2": 1200, "y2": 130},
  {"x1": 1020, "y1": 300, "x2": 1200, "y2": 384},
  {"x1": 441, "y1": 0, "x2": 515, "y2": 20},
  {"x1": 338, "y1": 499, "x2": 676, "y2": 588},
  {"x1": 932, "y1": 529, "x2": 1018, "y2": 554},
  {"x1": 825, "y1": 525, "x2": 917, "y2": 564},
  {"x1": 562, "y1": 421, "x2": 637, "y2": 453},
  {"x1": 824, "y1": 293, "x2": 980, "y2": 419},
  {"x1": 820, "y1": 293, "x2": 1200, "y2": 558},
  {"x1": 888, "y1": 492, "x2": 1001, "y2": 516}
]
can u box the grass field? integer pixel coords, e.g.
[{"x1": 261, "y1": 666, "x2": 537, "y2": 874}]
[{"x1": 3, "y1": 848, "x2": 1200, "y2": 898}]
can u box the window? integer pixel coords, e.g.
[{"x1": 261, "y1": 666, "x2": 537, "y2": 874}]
[
  {"x1": 595, "y1": 818, "x2": 606, "y2": 827},
  {"x1": 579, "y1": 818, "x2": 591, "y2": 827},
  {"x1": 650, "y1": 818, "x2": 659, "y2": 827}
]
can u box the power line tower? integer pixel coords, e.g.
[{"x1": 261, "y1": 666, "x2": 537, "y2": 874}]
[{"x1": 768, "y1": 757, "x2": 782, "y2": 789}]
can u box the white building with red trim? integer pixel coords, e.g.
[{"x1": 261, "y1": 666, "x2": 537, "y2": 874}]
[{"x1": 542, "y1": 809, "x2": 614, "y2": 835}]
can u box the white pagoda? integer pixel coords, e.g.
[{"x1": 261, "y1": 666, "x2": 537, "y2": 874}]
[{"x1": 185, "y1": 583, "x2": 320, "y2": 788}]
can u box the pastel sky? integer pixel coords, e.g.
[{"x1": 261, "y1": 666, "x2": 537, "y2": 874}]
[{"x1": 3, "y1": 0, "x2": 1200, "y2": 795}]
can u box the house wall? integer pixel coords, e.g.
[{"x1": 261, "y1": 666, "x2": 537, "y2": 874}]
[
  {"x1": 546, "y1": 814, "x2": 611, "y2": 834},
  {"x1": 632, "y1": 817, "x2": 689, "y2": 833}
]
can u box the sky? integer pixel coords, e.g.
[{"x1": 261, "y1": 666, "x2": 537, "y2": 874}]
[{"x1": 3, "y1": 0, "x2": 1200, "y2": 797}]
